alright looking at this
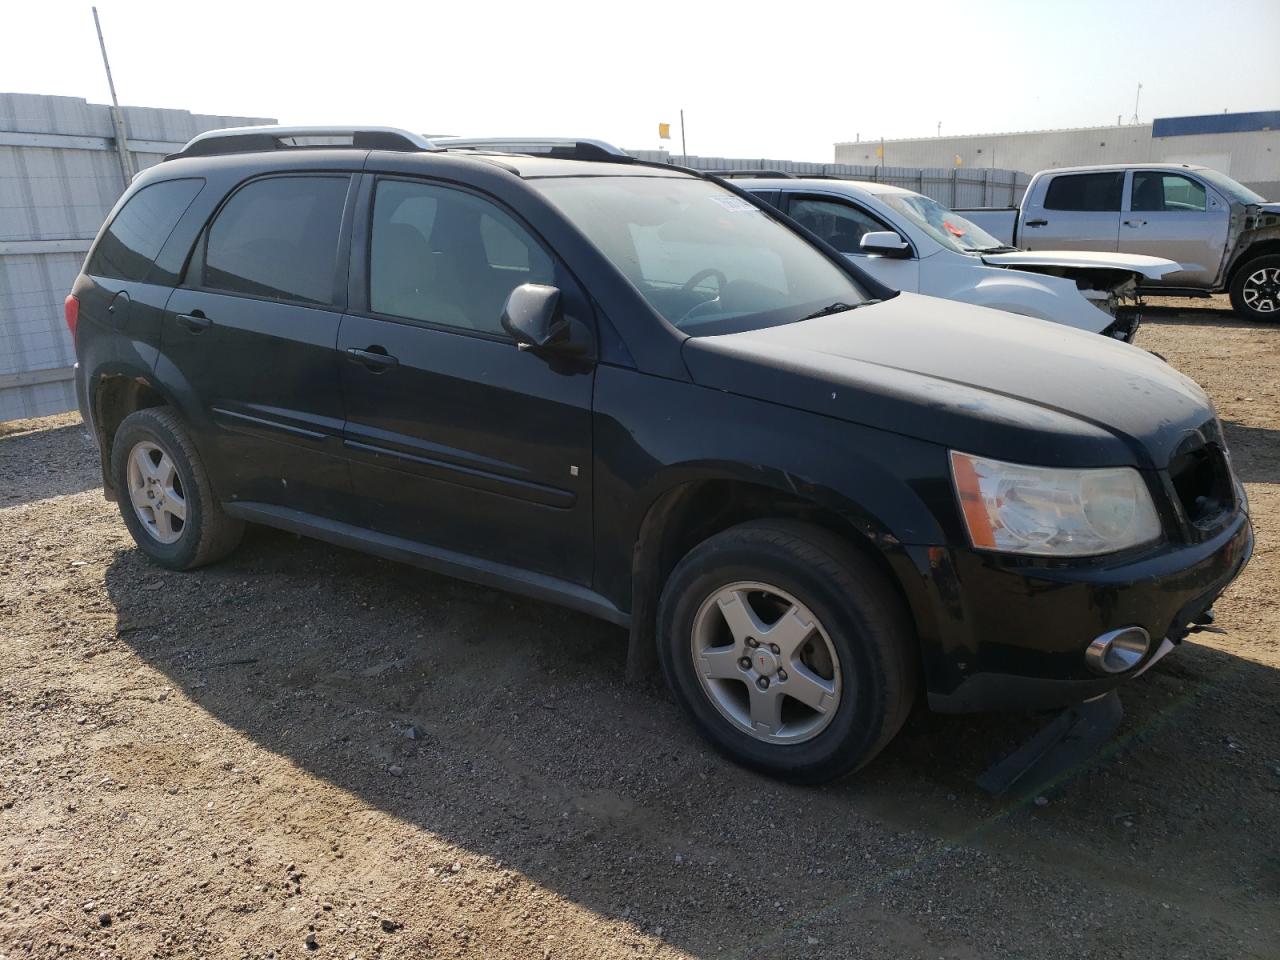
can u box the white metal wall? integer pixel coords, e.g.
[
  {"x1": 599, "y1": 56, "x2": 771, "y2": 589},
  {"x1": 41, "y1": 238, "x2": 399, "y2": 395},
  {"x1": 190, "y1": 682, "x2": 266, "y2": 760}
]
[
  {"x1": 0, "y1": 93, "x2": 272, "y2": 422},
  {"x1": 630, "y1": 151, "x2": 1030, "y2": 207},
  {"x1": 837, "y1": 125, "x2": 1280, "y2": 198}
]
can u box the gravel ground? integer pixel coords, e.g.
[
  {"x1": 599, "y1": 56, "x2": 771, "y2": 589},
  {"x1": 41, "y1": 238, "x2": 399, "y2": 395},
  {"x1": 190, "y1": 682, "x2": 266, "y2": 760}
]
[{"x1": 1, "y1": 298, "x2": 1277, "y2": 959}]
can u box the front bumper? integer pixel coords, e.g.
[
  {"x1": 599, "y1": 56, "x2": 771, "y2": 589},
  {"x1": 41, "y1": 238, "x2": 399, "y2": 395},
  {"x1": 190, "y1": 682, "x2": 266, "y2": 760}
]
[{"x1": 890, "y1": 510, "x2": 1254, "y2": 714}]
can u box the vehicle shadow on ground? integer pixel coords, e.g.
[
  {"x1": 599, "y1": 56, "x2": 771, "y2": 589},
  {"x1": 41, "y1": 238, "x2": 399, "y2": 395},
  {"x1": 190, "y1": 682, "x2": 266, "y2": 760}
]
[
  {"x1": 0, "y1": 422, "x2": 102, "y2": 506},
  {"x1": 100, "y1": 526, "x2": 1280, "y2": 957},
  {"x1": 1221, "y1": 421, "x2": 1280, "y2": 484},
  {"x1": 1142, "y1": 308, "x2": 1256, "y2": 329}
]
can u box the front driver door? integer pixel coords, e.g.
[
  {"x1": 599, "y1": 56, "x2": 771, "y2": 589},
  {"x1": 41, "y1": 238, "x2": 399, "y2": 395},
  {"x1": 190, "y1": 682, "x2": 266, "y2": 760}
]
[
  {"x1": 337, "y1": 176, "x2": 595, "y2": 585},
  {"x1": 783, "y1": 193, "x2": 920, "y2": 291},
  {"x1": 1117, "y1": 170, "x2": 1229, "y2": 287}
]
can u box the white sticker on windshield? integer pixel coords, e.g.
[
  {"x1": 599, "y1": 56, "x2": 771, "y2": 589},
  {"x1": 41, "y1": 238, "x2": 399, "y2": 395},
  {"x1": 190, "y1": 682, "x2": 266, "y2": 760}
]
[{"x1": 709, "y1": 195, "x2": 758, "y2": 212}]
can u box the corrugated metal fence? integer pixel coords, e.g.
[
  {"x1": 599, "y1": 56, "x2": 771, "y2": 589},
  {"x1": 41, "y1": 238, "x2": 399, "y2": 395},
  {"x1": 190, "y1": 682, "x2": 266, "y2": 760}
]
[
  {"x1": 0, "y1": 95, "x2": 1027, "y2": 422},
  {"x1": 0, "y1": 93, "x2": 271, "y2": 422},
  {"x1": 630, "y1": 151, "x2": 1030, "y2": 207}
]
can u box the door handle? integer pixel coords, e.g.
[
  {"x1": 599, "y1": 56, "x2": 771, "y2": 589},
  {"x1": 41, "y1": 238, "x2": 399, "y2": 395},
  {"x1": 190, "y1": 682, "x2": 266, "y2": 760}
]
[
  {"x1": 1025, "y1": 219, "x2": 1048, "y2": 227},
  {"x1": 346, "y1": 346, "x2": 399, "y2": 372},
  {"x1": 177, "y1": 311, "x2": 211, "y2": 333},
  {"x1": 1124, "y1": 219, "x2": 1147, "y2": 227}
]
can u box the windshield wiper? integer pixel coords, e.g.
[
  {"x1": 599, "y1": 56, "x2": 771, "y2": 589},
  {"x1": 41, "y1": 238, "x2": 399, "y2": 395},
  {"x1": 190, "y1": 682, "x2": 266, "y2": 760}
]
[
  {"x1": 970, "y1": 245, "x2": 1019, "y2": 254},
  {"x1": 799, "y1": 300, "x2": 880, "y2": 321}
]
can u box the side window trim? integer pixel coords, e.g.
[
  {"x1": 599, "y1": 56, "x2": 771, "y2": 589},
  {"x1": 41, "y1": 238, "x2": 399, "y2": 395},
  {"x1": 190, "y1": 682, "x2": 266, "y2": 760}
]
[
  {"x1": 352, "y1": 173, "x2": 592, "y2": 343},
  {"x1": 181, "y1": 172, "x2": 355, "y2": 311}
]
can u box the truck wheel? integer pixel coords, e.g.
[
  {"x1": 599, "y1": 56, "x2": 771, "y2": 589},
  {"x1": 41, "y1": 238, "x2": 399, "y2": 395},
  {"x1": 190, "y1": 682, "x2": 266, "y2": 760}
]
[
  {"x1": 110, "y1": 407, "x2": 244, "y2": 570},
  {"x1": 657, "y1": 520, "x2": 916, "y2": 784},
  {"x1": 1229, "y1": 255, "x2": 1280, "y2": 321}
]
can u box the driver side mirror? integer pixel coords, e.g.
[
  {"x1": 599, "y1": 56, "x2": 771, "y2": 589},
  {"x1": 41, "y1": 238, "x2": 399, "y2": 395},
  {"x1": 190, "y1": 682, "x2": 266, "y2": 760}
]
[
  {"x1": 859, "y1": 231, "x2": 911, "y2": 259},
  {"x1": 501, "y1": 283, "x2": 569, "y2": 351}
]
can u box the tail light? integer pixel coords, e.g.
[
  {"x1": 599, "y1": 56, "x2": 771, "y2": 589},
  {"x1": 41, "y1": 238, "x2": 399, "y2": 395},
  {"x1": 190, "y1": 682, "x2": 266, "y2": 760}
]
[{"x1": 64, "y1": 294, "x2": 80, "y2": 343}]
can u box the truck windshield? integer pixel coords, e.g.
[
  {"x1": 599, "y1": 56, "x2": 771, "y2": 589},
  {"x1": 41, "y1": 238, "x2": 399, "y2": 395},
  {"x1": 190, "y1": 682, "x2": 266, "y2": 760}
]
[
  {"x1": 532, "y1": 176, "x2": 870, "y2": 335},
  {"x1": 879, "y1": 193, "x2": 1010, "y2": 254},
  {"x1": 1195, "y1": 169, "x2": 1266, "y2": 204}
]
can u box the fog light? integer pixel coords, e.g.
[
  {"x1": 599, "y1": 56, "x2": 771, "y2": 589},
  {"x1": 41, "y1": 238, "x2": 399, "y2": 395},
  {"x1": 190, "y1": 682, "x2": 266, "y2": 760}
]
[{"x1": 1085, "y1": 627, "x2": 1150, "y2": 675}]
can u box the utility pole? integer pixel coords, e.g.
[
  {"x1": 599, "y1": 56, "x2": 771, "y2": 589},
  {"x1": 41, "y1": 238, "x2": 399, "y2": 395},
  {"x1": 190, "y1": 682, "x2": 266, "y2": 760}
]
[
  {"x1": 93, "y1": 6, "x2": 134, "y2": 186},
  {"x1": 937, "y1": 121, "x2": 941, "y2": 138},
  {"x1": 679, "y1": 109, "x2": 687, "y2": 164},
  {"x1": 1131, "y1": 82, "x2": 1142, "y2": 125}
]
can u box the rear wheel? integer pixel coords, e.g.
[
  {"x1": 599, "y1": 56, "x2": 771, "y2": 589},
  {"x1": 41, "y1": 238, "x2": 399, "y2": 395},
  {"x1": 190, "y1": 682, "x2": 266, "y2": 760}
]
[
  {"x1": 657, "y1": 520, "x2": 916, "y2": 784},
  {"x1": 1229, "y1": 254, "x2": 1280, "y2": 321},
  {"x1": 110, "y1": 407, "x2": 244, "y2": 570}
]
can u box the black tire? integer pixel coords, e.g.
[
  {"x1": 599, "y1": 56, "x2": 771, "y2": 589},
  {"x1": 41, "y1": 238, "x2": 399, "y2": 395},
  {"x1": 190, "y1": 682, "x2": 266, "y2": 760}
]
[
  {"x1": 109, "y1": 406, "x2": 244, "y2": 570},
  {"x1": 1228, "y1": 254, "x2": 1280, "y2": 321},
  {"x1": 657, "y1": 519, "x2": 917, "y2": 784}
]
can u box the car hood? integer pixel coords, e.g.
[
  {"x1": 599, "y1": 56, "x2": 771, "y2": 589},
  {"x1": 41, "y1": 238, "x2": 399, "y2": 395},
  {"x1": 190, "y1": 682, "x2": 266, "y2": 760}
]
[
  {"x1": 681, "y1": 292, "x2": 1216, "y2": 469},
  {"x1": 980, "y1": 249, "x2": 1180, "y2": 280},
  {"x1": 1256, "y1": 201, "x2": 1280, "y2": 215}
]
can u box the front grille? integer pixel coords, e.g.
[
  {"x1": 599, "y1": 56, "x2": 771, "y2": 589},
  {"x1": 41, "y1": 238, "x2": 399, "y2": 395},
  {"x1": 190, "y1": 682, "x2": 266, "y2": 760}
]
[{"x1": 1168, "y1": 441, "x2": 1233, "y2": 528}]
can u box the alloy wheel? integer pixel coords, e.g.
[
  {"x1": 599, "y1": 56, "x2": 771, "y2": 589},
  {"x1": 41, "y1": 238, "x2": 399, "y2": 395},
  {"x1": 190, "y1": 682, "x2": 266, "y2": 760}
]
[
  {"x1": 689, "y1": 581, "x2": 843, "y2": 744},
  {"x1": 1242, "y1": 266, "x2": 1280, "y2": 315},
  {"x1": 126, "y1": 440, "x2": 187, "y2": 544}
]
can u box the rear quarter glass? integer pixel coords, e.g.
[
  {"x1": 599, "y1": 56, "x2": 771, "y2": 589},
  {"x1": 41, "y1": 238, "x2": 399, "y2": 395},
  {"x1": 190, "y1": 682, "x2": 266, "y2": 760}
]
[{"x1": 86, "y1": 179, "x2": 205, "y2": 284}]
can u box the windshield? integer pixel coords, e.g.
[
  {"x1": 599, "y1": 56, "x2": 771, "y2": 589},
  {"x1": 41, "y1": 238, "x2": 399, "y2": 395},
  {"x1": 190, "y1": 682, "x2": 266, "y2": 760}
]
[
  {"x1": 532, "y1": 176, "x2": 869, "y2": 335},
  {"x1": 1195, "y1": 168, "x2": 1266, "y2": 204},
  {"x1": 879, "y1": 193, "x2": 1008, "y2": 254}
]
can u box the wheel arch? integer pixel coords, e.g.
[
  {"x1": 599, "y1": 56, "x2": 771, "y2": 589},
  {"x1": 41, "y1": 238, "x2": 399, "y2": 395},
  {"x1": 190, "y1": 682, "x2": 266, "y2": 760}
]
[
  {"x1": 623, "y1": 474, "x2": 924, "y2": 683},
  {"x1": 1226, "y1": 239, "x2": 1280, "y2": 288},
  {"x1": 90, "y1": 370, "x2": 176, "y2": 500}
]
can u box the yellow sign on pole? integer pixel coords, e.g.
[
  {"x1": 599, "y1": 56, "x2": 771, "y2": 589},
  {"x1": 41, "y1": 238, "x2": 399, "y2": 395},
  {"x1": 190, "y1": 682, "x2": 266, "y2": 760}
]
[
  {"x1": 875, "y1": 144, "x2": 884, "y2": 158},
  {"x1": 658, "y1": 122, "x2": 671, "y2": 140}
]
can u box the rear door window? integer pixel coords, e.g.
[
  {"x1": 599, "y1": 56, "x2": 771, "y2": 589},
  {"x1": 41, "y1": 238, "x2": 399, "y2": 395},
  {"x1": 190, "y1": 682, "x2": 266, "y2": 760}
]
[
  {"x1": 201, "y1": 176, "x2": 349, "y2": 305},
  {"x1": 1043, "y1": 173, "x2": 1124, "y2": 212},
  {"x1": 87, "y1": 178, "x2": 204, "y2": 282}
]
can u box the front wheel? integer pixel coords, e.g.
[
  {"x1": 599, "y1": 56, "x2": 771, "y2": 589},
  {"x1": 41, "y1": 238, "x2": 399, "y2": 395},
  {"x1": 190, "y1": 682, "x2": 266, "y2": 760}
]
[
  {"x1": 657, "y1": 520, "x2": 917, "y2": 784},
  {"x1": 1229, "y1": 255, "x2": 1280, "y2": 321}
]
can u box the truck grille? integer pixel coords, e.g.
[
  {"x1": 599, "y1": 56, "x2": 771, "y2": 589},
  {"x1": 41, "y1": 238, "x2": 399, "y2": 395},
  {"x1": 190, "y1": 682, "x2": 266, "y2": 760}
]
[{"x1": 1168, "y1": 441, "x2": 1233, "y2": 529}]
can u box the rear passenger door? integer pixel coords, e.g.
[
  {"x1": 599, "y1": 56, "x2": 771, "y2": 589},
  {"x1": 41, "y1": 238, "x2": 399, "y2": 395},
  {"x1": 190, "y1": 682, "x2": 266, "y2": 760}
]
[
  {"x1": 1022, "y1": 172, "x2": 1123, "y2": 252},
  {"x1": 337, "y1": 176, "x2": 595, "y2": 585},
  {"x1": 159, "y1": 174, "x2": 357, "y2": 517}
]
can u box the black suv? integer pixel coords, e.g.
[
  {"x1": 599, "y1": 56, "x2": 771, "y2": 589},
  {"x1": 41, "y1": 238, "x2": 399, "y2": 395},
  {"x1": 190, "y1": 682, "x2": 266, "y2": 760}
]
[{"x1": 69, "y1": 126, "x2": 1252, "y2": 783}]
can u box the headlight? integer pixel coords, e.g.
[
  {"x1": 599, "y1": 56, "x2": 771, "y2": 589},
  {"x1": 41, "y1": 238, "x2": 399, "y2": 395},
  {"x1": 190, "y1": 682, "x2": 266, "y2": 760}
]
[{"x1": 950, "y1": 451, "x2": 1161, "y2": 557}]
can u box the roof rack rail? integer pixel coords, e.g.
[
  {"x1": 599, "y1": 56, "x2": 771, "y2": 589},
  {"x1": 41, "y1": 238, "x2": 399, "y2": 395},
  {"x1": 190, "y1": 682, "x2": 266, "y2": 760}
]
[
  {"x1": 708, "y1": 170, "x2": 796, "y2": 179},
  {"x1": 432, "y1": 137, "x2": 631, "y2": 162},
  {"x1": 169, "y1": 125, "x2": 437, "y2": 160}
]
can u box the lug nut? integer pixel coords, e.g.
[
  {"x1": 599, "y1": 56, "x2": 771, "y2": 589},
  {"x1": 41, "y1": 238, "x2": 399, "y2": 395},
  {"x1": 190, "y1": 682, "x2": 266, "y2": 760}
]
[
  {"x1": 746, "y1": 638, "x2": 759, "y2": 648},
  {"x1": 777, "y1": 670, "x2": 787, "y2": 682},
  {"x1": 769, "y1": 644, "x2": 780, "y2": 655},
  {"x1": 756, "y1": 677, "x2": 769, "y2": 690},
  {"x1": 738, "y1": 657, "x2": 751, "y2": 670}
]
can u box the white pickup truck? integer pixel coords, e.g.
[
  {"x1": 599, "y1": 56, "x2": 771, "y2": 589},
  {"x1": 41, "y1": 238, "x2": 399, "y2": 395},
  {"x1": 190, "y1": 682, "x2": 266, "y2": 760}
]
[{"x1": 959, "y1": 163, "x2": 1280, "y2": 321}]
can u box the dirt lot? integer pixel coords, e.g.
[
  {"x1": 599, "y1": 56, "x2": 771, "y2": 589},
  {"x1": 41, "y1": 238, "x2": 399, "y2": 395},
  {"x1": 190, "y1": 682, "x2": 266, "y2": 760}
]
[{"x1": 1, "y1": 298, "x2": 1277, "y2": 960}]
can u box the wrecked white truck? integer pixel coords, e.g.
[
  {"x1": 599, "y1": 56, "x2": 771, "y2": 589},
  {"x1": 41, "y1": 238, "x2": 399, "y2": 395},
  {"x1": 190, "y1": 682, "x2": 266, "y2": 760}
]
[
  {"x1": 959, "y1": 163, "x2": 1280, "y2": 321},
  {"x1": 731, "y1": 175, "x2": 1177, "y2": 341}
]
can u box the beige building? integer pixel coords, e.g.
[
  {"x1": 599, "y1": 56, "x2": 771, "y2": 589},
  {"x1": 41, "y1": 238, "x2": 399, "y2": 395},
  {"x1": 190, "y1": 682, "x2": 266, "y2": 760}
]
[{"x1": 835, "y1": 111, "x2": 1280, "y2": 199}]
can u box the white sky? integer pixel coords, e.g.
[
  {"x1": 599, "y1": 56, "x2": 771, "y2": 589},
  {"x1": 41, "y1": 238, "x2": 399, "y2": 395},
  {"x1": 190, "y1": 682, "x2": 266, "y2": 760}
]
[{"x1": 5, "y1": 0, "x2": 1280, "y2": 161}]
